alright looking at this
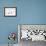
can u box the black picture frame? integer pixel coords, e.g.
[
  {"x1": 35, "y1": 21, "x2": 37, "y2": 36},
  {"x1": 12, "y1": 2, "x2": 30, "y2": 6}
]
[{"x1": 4, "y1": 7, "x2": 17, "y2": 17}]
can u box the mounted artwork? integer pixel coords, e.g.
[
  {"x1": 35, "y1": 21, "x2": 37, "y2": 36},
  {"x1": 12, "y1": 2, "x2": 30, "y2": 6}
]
[{"x1": 4, "y1": 7, "x2": 17, "y2": 17}]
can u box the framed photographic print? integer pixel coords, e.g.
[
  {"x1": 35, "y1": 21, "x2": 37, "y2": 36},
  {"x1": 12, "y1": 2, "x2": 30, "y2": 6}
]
[{"x1": 4, "y1": 7, "x2": 17, "y2": 17}]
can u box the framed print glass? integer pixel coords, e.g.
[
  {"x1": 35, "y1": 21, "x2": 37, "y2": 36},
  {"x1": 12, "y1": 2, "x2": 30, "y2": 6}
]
[{"x1": 4, "y1": 7, "x2": 17, "y2": 17}]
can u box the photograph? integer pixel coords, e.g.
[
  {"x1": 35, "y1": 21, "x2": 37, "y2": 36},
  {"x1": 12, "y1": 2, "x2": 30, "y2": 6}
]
[{"x1": 4, "y1": 7, "x2": 17, "y2": 17}]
